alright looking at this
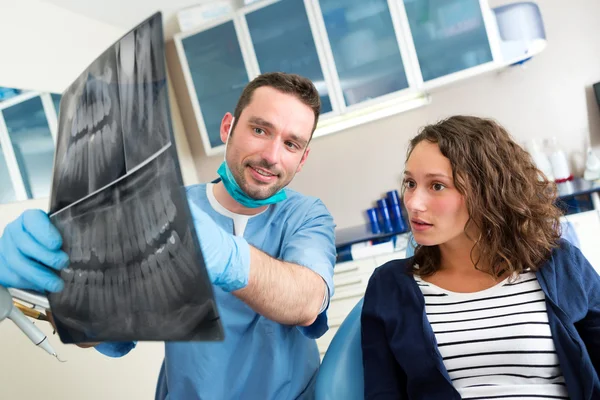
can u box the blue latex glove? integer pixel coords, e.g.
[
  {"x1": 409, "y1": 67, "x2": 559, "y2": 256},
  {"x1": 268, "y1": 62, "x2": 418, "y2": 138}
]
[
  {"x1": 187, "y1": 199, "x2": 251, "y2": 292},
  {"x1": 0, "y1": 209, "x2": 69, "y2": 293}
]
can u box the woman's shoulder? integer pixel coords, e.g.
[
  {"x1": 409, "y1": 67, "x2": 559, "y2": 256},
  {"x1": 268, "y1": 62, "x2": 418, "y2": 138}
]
[
  {"x1": 363, "y1": 257, "x2": 421, "y2": 316},
  {"x1": 538, "y1": 239, "x2": 600, "y2": 317},
  {"x1": 544, "y1": 239, "x2": 591, "y2": 275},
  {"x1": 368, "y1": 257, "x2": 416, "y2": 289}
]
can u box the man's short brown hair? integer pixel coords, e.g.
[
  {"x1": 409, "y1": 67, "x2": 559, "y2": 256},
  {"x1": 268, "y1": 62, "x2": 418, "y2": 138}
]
[{"x1": 232, "y1": 72, "x2": 321, "y2": 138}]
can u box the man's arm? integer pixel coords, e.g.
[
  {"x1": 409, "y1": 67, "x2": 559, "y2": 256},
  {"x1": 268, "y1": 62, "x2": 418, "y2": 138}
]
[
  {"x1": 187, "y1": 197, "x2": 336, "y2": 329},
  {"x1": 234, "y1": 247, "x2": 326, "y2": 326}
]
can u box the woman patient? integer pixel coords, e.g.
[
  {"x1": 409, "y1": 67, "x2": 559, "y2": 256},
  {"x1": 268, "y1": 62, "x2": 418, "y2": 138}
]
[{"x1": 361, "y1": 116, "x2": 600, "y2": 399}]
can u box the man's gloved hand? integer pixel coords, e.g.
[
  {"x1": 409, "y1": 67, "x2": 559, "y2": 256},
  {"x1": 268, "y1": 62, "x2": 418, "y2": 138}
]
[
  {"x1": 0, "y1": 210, "x2": 69, "y2": 293},
  {"x1": 187, "y1": 199, "x2": 251, "y2": 292}
]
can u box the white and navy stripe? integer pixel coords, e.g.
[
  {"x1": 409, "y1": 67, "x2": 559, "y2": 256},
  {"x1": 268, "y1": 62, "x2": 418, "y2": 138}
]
[{"x1": 415, "y1": 272, "x2": 569, "y2": 399}]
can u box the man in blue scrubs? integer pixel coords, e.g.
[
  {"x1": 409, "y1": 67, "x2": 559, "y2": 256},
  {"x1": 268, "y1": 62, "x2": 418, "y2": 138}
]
[{"x1": 0, "y1": 72, "x2": 336, "y2": 399}]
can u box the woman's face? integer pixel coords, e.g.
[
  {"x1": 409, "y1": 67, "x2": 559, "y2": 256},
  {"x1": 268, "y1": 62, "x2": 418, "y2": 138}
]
[{"x1": 403, "y1": 141, "x2": 470, "y2": 247}]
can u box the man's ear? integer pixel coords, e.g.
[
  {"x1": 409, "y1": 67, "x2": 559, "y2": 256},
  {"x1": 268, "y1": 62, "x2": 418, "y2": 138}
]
[
  {"x1": 220, "y1": 113, "x2": 234, "y2": 144},
  {"x1": 296, "y1": 147, "x2": 311, "y2": 173}
]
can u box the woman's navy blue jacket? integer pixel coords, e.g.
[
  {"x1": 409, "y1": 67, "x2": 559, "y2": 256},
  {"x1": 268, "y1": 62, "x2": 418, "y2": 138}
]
[{"x1": 361, "y1": 240, "x2": 600, "y2": 399}]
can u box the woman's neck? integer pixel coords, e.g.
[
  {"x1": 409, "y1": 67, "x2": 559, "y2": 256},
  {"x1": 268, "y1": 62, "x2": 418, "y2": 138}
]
[
  {"x1": 438, "y1": 234, "x2": 484, "y2": 273},
  {"x1": 424, "y1": 235, "x2": 508, "y2": 292}
]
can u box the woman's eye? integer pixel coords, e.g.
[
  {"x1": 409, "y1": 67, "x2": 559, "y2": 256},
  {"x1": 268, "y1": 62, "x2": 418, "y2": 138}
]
[
  {"x1": 403, "y1": 180, "x2": 416, "y2": 189},
  {"x1": 432, "y1": 183, "x2": 445, "y2": 191}
]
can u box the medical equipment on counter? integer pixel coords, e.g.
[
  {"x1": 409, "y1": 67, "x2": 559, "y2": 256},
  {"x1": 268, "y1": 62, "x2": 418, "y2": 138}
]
[
  {"x1": 0, "y1": 285, "x2": 60, "y2": 360},
  {"x1": 548, "y1": 137, "x2": 573, "y2": 183},
  {"x1": 386, "y1": 190, "x2": 406, "y2": 232},
  {"x1": 525, "y1": 139, "x2": 555, "y2": 181},
  {"x1": 365, "y1": 190, "x2": 408, "y2": 235},
  {"x1": 583, "y1": 147, "x2": 600, "y2": 181},
  {"x1": 376, "y1": 199, "x2": 393, "y2": 234},
  {"x1": 366, "y1": 208, "x2": 381, "y2": 234}
]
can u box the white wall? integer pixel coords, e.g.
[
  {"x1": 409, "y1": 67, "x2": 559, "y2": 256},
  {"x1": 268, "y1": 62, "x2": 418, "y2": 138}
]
[
  {"x1": 0, "y1": 0, "x2": 230, "y2": 93},
  {"x1": 39, "y1": 0, "x2": 221, "y2": 39},
  {"x1": 0, "y1": 0, "x2": 124, "y2": 93}
]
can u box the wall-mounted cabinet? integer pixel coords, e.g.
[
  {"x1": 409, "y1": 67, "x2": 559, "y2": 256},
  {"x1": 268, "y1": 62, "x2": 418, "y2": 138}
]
[
  {"x1": 175, "y1": 0, "x2": 535, "y2": 156},
  {"x1": 0, "y1": 92, "x2": 60, "y2": 204},
  {"x1": 244, "y1": 0, "x2": 335, "y2": 113},
  {"x1": 177, "y1": 18, "x2": 250, "y2": 151},
  {"x1": 404, "y1": 0, "x2": 495, "y2": 84},
  {"x1": 316, "y1": 0, "x2": 410, "y2": 107}
]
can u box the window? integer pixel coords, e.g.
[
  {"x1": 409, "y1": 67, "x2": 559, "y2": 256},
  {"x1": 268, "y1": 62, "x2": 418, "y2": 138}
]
[
  {"x1": 0, "y1": 143, "x2": 17, "y2": 203},
  {"x1": 0, "y1": 92, "x2": 59, "y2": 203}
]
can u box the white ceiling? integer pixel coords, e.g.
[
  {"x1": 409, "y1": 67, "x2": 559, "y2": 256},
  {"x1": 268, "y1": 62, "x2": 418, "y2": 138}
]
[
  {"x1": 0, "y1": 0, "x2": 225, "y2": 93},
  {"x1": 0, "y1": 1, "x2": 126, "y2": 93},
  {"x1": 39, "y1": 0, "x2": 223, "y2": 30}
]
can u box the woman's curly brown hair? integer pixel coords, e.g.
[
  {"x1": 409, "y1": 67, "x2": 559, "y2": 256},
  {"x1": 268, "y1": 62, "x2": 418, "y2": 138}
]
[{"x1": 406, "y1": 115, "x2": 563, "y2": 277}]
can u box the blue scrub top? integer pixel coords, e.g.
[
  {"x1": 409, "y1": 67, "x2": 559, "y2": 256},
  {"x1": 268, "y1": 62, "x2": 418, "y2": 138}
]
[{"x1": 96, "y1": 184, "x2": 336, "y2": 400}]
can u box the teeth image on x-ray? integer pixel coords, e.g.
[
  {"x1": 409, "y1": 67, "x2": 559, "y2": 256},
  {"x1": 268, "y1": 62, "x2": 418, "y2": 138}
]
[
  {"x1": 116, "y1": 13, "x2": 171, "y2": 171},
  {"x1": 50, "y1": 151, "x2": 221, "y2": 342},
  {"x1": 50, "y1": 45, "x2": 126, "y2": 213},
  {"x1": 46, "y1": 12, "x2": 223, "y2": 344}
]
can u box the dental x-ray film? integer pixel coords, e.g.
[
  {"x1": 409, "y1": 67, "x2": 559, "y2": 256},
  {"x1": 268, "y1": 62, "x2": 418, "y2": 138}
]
[{"x1": 47, "y1": 12, "x2": 224, "y2": 343}]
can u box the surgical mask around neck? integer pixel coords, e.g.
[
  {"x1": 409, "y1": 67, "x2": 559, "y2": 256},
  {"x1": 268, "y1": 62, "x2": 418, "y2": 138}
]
[{"x1": 217, "y1": 118, "x2": 287, "y2": 208}]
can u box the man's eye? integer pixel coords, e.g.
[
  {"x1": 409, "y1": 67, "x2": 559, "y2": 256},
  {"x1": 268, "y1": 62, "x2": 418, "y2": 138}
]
[
  {"x1": 254, "y1": 128, "x2": 265, "y2": 135},
  {"x1": 285, "y1": 142, "x2": 298, "y2": 150}
]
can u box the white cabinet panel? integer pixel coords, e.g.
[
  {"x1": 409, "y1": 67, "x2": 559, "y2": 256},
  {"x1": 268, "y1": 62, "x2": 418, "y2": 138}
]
[{"x1": 562, "y1": 211, "x2": 600, "y2": 273}]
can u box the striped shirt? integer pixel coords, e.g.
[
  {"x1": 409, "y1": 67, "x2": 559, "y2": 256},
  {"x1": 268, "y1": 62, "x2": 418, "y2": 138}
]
[{"x1": 415, "y1": 272, "x2": 570, "y2": 400}]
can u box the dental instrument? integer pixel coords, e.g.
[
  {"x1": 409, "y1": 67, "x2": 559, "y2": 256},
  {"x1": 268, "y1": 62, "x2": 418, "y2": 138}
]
[{"x1": 0, "y1": 285, "x2": 59, "y2": 359}]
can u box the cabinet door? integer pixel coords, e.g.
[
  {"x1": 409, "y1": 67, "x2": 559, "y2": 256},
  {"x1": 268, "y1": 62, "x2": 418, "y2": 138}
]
[
  {"x1": 318, "y1": 0, "x2": 409, "y2": 106},
  {"x1": 2, "y1": 96, "x2": 55, "y2": 199},
  {"x1": 404, "y1": 0, "x2": 493, "y2": 82},
  {"x1": 179, "y1": 20, "x2": 250, "y2": 151},
  {"x1": 0, "y1": 144, "x2": 17, "y2": 203},
  {"x1": 245, "y1": 0, "x2": 333, "y2": 113}
]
